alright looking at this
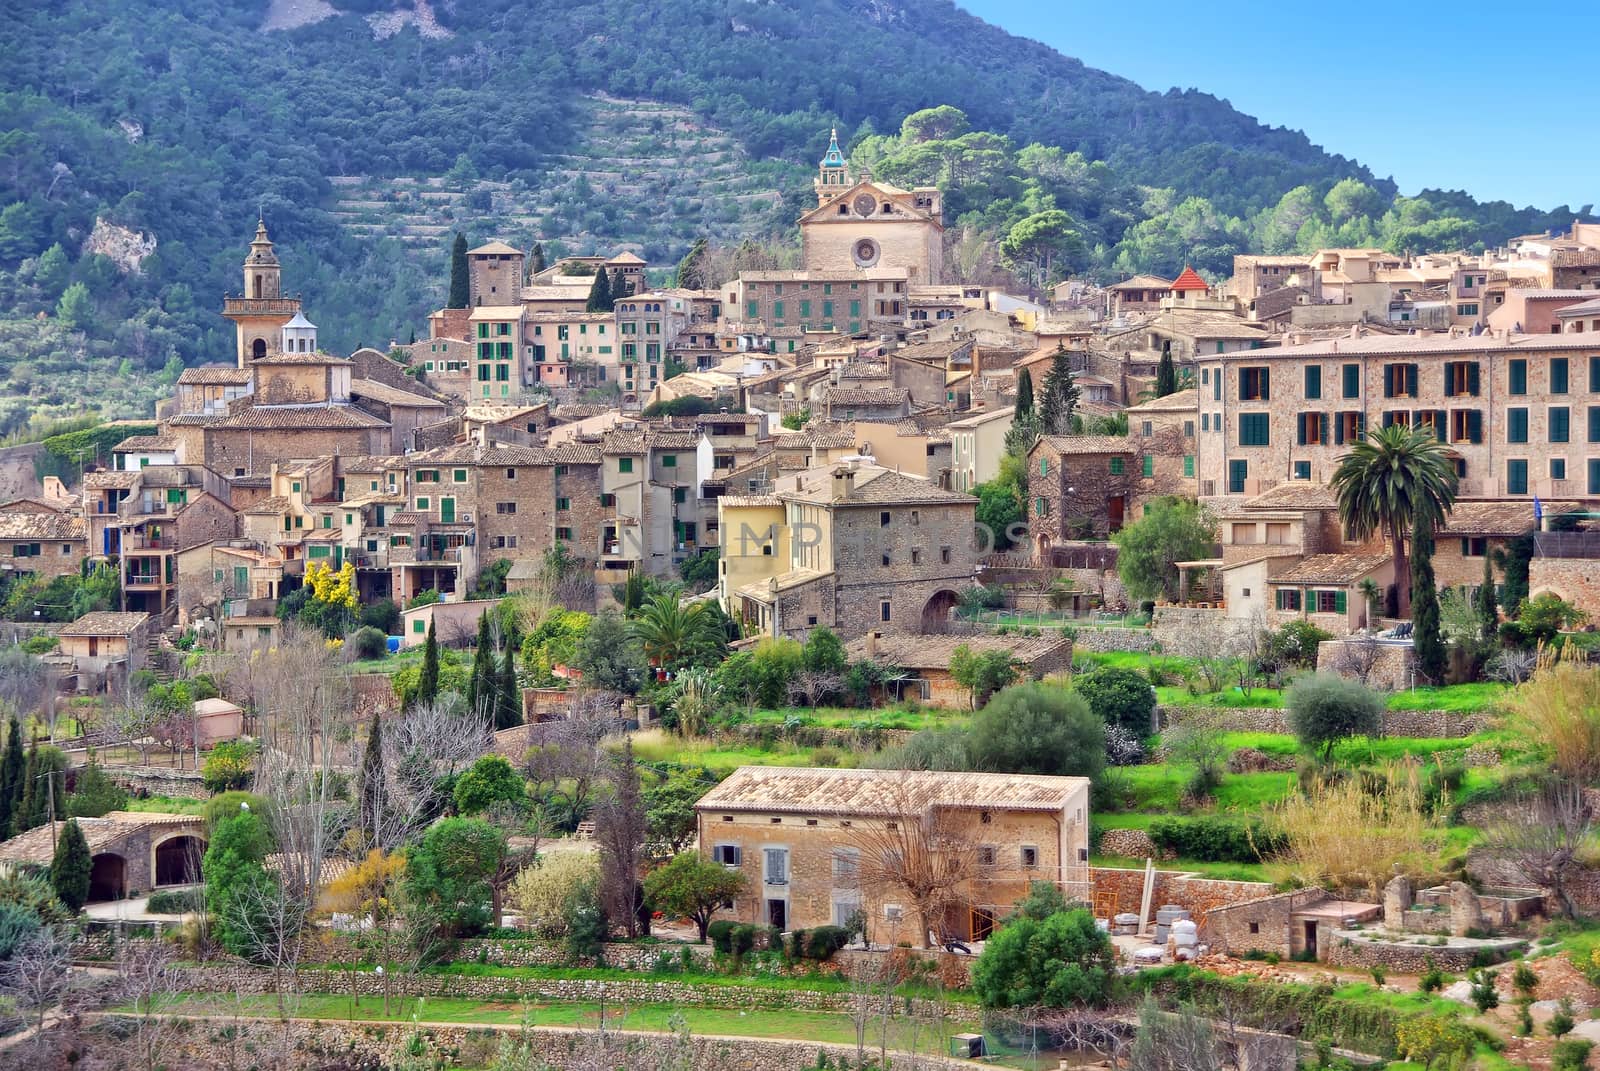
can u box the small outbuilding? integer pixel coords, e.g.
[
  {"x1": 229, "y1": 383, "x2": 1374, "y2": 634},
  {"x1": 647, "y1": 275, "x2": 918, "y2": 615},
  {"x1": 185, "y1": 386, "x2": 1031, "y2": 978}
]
[{"x1": 0, "y1": 811, "x2": 206, "y2": 902}]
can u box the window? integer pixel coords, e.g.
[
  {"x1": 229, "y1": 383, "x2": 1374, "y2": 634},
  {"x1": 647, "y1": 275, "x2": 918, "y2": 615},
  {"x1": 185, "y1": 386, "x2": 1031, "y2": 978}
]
[
  {"x1": 618, "y1": 457, "x2": 633, "y2": 474},
  {"x1": 1382, "y1": 363, "x2": 1418, "y2": 398},
  {"x1": 1443, "y1": 361, "x2": 1480, "y2": 397},
  {"x1": 1342, "y1": 363, "x2": 1360, "y2": 398},
  {"x1": 1551, "y1": 406, "x2": 1571, "y2": 443},
  {"x1": 880, "y1": 511, "x2": 891, "y2": 527},
  {"x1": 416, "y1": 497, "x2": 430, "y2": 511},
  {"x1": 1228, "y1": 459, "x2": 1248, "y2": 494},
  {"x1": 1590, "y1": 459, "x2": 1600, "y2": 495},
  {"x1": 1239, "y1": 413, "x2": 1270, "y2": 447},
  {"x1": 762, "y1": 848, "x2": 787, "y2": 885},
  {"x1": 880, "y1": 600, "x2": 891, "y2": 622},
  {"x1": 453, "y1": 469, "x2": 467, "y2": 483},
  {"x1": 1293, "y1": 460, "x2": 1311, "y2": 481},
  {"x1": 496, "y1": 502, "x2": 517, "y2": 515},
  {"x1": 1020, "y1": 846, "x2": 1038, "y2": 869},
  {"x1": 1239, "y1": 367, "x2": 1270, "y2": 401},
  {"x1": 1183, "y1": 455, "x2": 1195, "y2": 478},
  {"x1": 555, "y1": 497, "x2": 570, "y2": 511},
  {"x1": 1461, "y1": 537, "x2": 1488, "y2": 557},
  {"x1": 1451, "y1": 409, "x2": 1484, "y2": 444},
  {"x1": 1109, "y1": 456, "x2": 1125, "y2": 474},
  {"x1": 712, "y1": 844, "x2": 742, "y2": 867},
  {"x1": 1508, "y1": 407, "x2": 1529, "y2": 443},
  {"x1": 1040, "y1": 457, "x2": 1048, "y2": 476},
  {"x1": 1592, "y1": 356, "x2": 1600, "y2": 392},
  {"x1": 1142, "y1": 455, "x2": 1154, "y2": 478},
  {"x1": 1552, "y1": 458, "x2": 1569, "y2": 482},
  {"x1": 1184, "y1": 419, "x2": 1194, "y2": 437},
  {"x1": 832, "y1": 849, "x2": 858, "y2": 882},
  {"x1": 1296, "y1": 412, "x2": 1328, "y2": 446},
  {"x1": 977, "y1": 846, "x2": 997, "y2": 868},
  {"x1": 1201, "y1": 413, "x2": 1209, "y2": 432},
  {"x1": 554, "y1": 527, "x2": 573, "y2": 541},
  {"x1": 1334, "y1": 411, "x2": 1365, "y2": 445},
  {"x1": 1509, "y1": 359, "x2": 1528, "y2": 395},
  {"x1": 1507, "y1": 459, "x2": 1529, "y2": 495},
  {"x1": 1276, "y1": 588, "x2": 1301, "y2": 611},
  {"x1": 1315, "y1": 589, "x2": 1346, "y2": 614},
  {"x1": 661, "y1": 454, "x2": 676, "y2": 469},
  {"x1": 1303, "y1": 365, "x2": 1321, "y2": 399},
  {"x1": 413, "y1": 619, "x2": 426, "y2": 634},
  {"x1": 941, "y1": 546, "x2": 951, "y2": 564},
  {"x1": 1552, "y1": 357, "x2": 1570, "y2": 394},
  {"x1": 1036, "y1": 496, "x2": 1047, "y2": 517},
  {"x1": 1457, "y1": 303, "x2": 1479, "y2": 316}
]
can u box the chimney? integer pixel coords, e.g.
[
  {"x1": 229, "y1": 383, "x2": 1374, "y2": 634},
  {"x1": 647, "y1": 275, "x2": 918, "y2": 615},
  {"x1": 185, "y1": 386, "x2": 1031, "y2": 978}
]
[
  {"x1": 865, "y1": 630, "x2": 879, "y2": 659},
  {"x1": 831, "y1": 465, "x2": 855, "y2": 502}
]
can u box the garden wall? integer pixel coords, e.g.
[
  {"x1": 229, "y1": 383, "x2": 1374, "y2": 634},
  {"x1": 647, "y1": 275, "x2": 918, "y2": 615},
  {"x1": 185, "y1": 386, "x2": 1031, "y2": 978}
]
[
  {"x1": 1158, "y1": 705, "x2": 1490, "y2": 738},
  {"x1": 1089, "y1": 866, "x2": 1275, "y2": 928},
  {"x1": 89, "y1": 1016, "x2": 972, "y2": 1071},
  {"x1": 1072, "y1": 627, "x2": 1159, "y2": 653},
  {"x1": 1322, "y1": 932, "x2": 1524, "y2": 973},
  {"x1": 102, "y1": 763, "x2": 208, "y2": 799}
]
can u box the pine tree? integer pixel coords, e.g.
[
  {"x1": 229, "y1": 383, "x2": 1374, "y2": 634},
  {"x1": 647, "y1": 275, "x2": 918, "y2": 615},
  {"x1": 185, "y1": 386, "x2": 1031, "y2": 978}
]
[
  {"x1": 1039, "y1": 345, "x2": 1080, "y2": 435},
  {"x1": 1156, "y1": 351, "x2": 1178, "y2": 397},
  {"x1": 467, "y1": 612, "x2": 495, "y2": 718},
  {"x1": 357, "y1": 710, "x2": 385, "y2": 847},
  {"x1": 447, "y1": 232, "x2": 469, "y2": 309},
  {"x1": 676, "y1": 237, "x2": 708, "y2": 289},
  {"x1": 1477, "y1": 556, "x2": 1499, "y2": 647},
  {"x1": 1015, "y1": 368, "x2": 1034, "y2": 417},
  {"x1": 528, "y1": 242, "x2": 546, "y2": 277},
  {"x1": 417, "y1": 619, "x2": 440, "y2": 706},
  {"x1": 0, "y1": 716, "x2": 22, "y2": 836},
  {"x1": 1412, "y1": 510, "x2": 1447, "y2": 684},
  {"x1": 495, "y1": 647, "x2": 522, "y2": 731},
  {"x1": 586, "y1": 268, "x2": 612, "y2": 313},
  {"x1": 50, "y1": 819, "x2": 91, "y2": 913}
]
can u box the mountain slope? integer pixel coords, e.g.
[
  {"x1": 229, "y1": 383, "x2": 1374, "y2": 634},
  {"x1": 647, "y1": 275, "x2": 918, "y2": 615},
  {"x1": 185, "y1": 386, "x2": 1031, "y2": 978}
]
[{"x1": 0, "y1": 0, "x2": 1581, "y2": 432}]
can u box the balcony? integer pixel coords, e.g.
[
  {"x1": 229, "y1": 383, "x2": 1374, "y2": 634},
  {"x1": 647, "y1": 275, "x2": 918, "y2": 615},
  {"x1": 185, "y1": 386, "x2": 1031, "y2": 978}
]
[
  {"x1": 223, "y1": 296, "x2": 301, "y2": 316},
  {"x1": 123, "y1": 534, "x2": 176, "y2": 552},
  {"x1": 123, "y1": 573, "x2": 169, "y2": 590},
  {"x1": 391, "y1": 544, "x2": 464, "y2": 565}
]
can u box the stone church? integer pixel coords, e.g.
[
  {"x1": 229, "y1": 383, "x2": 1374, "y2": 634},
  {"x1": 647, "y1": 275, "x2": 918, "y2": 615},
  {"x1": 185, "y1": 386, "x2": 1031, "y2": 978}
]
[{"x1": 798, "y1": 130, "x2": 945, "y2": 285}]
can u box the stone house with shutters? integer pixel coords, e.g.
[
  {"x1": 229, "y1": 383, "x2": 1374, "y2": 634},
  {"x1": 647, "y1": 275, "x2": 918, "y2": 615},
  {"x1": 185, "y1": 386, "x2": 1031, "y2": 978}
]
[
  {"x1": 694, "y1": 767, "x2": 1091, "y2": 943},
  {"x1": 1264, "y1": 551, "x2": 1394, "y2": 633},
  {"x1": 843, "y1": 632, "x2": 1073, "y2": 708},
  {"x1": 0, "y1": 507, "x2": 87, "y2": 580},
  {"x1": 1194, "y1": 329, "x2": 1600, "y2": 502},
  {"x1": 1026, "y1": 436, "x2": 1138, "y2": 556}
]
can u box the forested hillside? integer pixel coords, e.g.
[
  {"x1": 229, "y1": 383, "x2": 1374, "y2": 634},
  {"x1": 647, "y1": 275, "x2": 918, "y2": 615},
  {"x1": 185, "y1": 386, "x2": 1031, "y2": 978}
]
[{"x1": 0, "y1": 0, "x2": 1587, "y2": 434}]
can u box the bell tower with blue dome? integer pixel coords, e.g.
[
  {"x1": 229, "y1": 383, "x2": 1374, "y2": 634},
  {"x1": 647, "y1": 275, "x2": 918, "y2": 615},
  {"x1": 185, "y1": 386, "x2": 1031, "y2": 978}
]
[{"x1": 814, "y1": 129, "x2": 850, "y2": 206}]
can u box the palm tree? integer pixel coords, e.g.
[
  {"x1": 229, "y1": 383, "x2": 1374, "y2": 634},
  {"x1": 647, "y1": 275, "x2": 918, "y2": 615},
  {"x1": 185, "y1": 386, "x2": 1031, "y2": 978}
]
[
  {"x1": 1330, "y1": 425, "x2": 1458, "y2": 617},
  {"x1": 628, "y1": 594, "x2": 726, "y2": 670}
]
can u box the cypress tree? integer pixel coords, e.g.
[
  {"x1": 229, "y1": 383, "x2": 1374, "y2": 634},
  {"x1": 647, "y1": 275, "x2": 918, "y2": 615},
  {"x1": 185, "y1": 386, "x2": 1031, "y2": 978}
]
[
  {"x1": 1156, "y1": 351, "x2": 1178, "y2": 397},
  {"x1": 528, "y1": 242, "x2": 546, "y2": 277},
  {"x1": 1477, "y1": 556, "x2": 1499, "y2": 648},
  {"x1": 447, "y1": 232, "x2": 469, "y2": 309},
  {"x1": 1015, "y1": 368, "x2": 1034, "y2": 417},
  {"x1": 467, "y1": 612, "x2": 495, "y2": 718},
  {"x1": 50, "y1": 819, "x2": 91, "y2": 913},
  {"x1": 676, "y1": 237, "x2": 708, "y2": 289},
  {"x1": 495, "y1": 647, "x2": 522, "y2": 731},
  {"x1": 1039, "y1": 345, "x2": 1080, "y2": 435},
  {"x1": 417, "y1": 619, "x2": 440, "y2": 706},
  {"x1": 1412, "y1": 511, "x2": 1447, "y2": 684},
  {"x1": 357, "y1": 710, "x2": 385, "y2": 847},
  {"x1": 0, "y1": 716, "x2": 23, "y2": 837},
  {"x1": 14, "y1": 739, "x2": 38, "y2": 836},
  {"x1": 586, "y1": 268, "x2": 612, "y2": 313}
]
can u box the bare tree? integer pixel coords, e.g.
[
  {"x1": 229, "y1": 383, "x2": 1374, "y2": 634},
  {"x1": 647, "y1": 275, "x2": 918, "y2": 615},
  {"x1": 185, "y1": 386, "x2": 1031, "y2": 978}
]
[
  {"x1": 1166, "y1": 615, "x2": 1244, "y2": 695},
  {"x1": 849, "y1": 775, "x2": 976, "y2": 949},
  {"x1": 1127, "y1": 997, "x2": 1222, "y2": 1071},
  {"x1": 1486, "y1": 648, "x2": 1538, "y2": 685},
  {"x1": 117, "y1": 939, "x2": 179, "y2": 1071},
  {"x1": 1332, "y1": 634, "x2": 1384, "y2": 687},
  {"x1": 595, "y1": 741, "x2": 648, "y2": 938},
  {"x1": 1035, "y1": 1009, "x2": 1132, "y2": 1069},
  {"x1": 3, "y1": 926, "x2": 74, "y2": 1050},
  {"x1": 1480, "y1": 781, "x2": 1594, "y2": 919},
  {"x1": 373, "y1": 692, "x2": 491, "y2": 849},
  {"x1": 788, "y1": 669, "x2": 843, "y2": 708}
]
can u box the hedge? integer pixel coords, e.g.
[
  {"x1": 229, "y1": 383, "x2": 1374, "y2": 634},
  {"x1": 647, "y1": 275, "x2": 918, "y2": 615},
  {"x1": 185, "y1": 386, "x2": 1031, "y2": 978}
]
[{"x1": 1146, "y1": 816, "x2": 1284, "y2": 863}]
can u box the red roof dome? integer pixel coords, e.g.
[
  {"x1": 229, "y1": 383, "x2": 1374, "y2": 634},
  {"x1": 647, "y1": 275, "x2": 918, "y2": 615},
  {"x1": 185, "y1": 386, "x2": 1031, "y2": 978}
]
[{"x1": 1170, "y1": 266, "x2": 1209, "y2": 292}]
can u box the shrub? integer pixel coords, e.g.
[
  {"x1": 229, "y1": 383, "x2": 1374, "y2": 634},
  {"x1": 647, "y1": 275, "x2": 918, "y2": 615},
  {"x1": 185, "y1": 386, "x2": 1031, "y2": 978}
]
[
  {"x1": 707, "y1": 920, "x2": 739, "y2": 954},
  {"x1": 1512, "y1": 960, "x2": 1538, "y2": 998},
  {"x1": 350, "y1": 626, "x2": 388, "y2": 660},
  {"x1": 202, "y1": 740, "x2": 258, "y2": 793},
  {"x1": 146, "y1": 888, "x2": 205, "y2": 915},
  {"x1": 968, "y1": 683, "x2": 1105, "y2": 782},
  {"x1": 971, "y1": 909, "x2": 1115, "y2": 1009},
  {"x1": 1285, "y1": 673, "x2": 1384, "y2": 761},
  {"x1": 1147, "y1": 816, "x2": 1282, "y2": 863},
  {"x1": 1467, "y1": 968, "x2": 1499, "y2": 1013},
  {"x1": 1550, "y1": 998, "x2": 1575, "y2": 1038},
  {"x1": 507, "y1": 853, "x2": 599, "y2": 939},
  {"x1": 1073, "y1": 666, "x2": 1156, "y2": 736},
  {"x1": 0, "y1": 903, "x2": 41, "y2": 961},
  {"x1": 1553, "y1": 1039, "x2": 1594, "y2": 1071},
  {"x1": 803, "y1": 925, "x2": 849, "y2": 961}
]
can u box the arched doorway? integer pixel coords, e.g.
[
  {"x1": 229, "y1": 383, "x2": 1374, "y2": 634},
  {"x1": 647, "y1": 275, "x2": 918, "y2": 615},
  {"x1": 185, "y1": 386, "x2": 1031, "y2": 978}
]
[
  {"x1": 89, "y1": 853, "x2": 127, "y2": 902},
  {"x1": 1036, "y1": 534, "x2": 1052, "y2": 565},
  {"x1": 154, "y1": 835, "x2": 206, "y2": 887},
  {"x1": 921, "y1": 589, "x2": 960, "y2": 633},
  {"x1": 251, "y1": 337, "x2": 267, "y2": 361}
]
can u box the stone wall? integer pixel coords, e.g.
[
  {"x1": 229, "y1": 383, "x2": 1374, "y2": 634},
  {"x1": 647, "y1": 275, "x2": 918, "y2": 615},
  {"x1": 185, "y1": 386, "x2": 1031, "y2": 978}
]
[
  {"x1": 1322, "y1": 932, "x2": 1524, "y2": 973},
  {"x1": 1315, "y1": 638, "x2": 1416, "y2": 692},
  {"x1": 91, "y1": 1016, "x2": 971, "y2": 1071},
  {"x1": 1072, "y1": 627, "x2": 1159, "y2": 653},
  {"x1": 1158, "y1": 704, "x2": 1490, "y2": 739},
  {"x1": 1089, "y1": 866, "x2": 1275, "y2": 929},
  {"x1": 1151, "y1": 607, "x2": 1253, "y2": 651},
  {"x1": 1200, "y1": 889, "x2": 1328, "y2": 957},
  {"x1": 103, "y1": 764, "x2": 208, "y2": 800},
  {"x1": 1530, "y1": 556, "x2": 1600, "y2": 618}
]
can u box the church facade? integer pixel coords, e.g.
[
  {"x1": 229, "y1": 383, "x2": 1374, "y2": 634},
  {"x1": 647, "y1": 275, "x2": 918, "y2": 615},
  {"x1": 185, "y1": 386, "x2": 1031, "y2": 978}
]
[{"x1": 798, "y1": 131, "x2": 944, "y2": 286}]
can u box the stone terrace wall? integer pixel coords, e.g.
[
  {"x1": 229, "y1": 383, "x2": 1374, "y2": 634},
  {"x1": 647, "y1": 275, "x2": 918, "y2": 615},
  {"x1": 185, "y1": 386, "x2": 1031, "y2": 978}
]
[
  {"x1": 1158, "y1": 704, "x2": 1490, "y2": 738},
  {"x1": 93, "y1": 1017, "x2": 971, "y2": 1071},
  {"x1": 1072, "y1": 627, "x2": 1159, "y2": 653},
  {"x1": 1315, "y1": 639, "x2": 1416, "y2": 692},
  {"x1": 1090, "y1": 866, "x2": 1274, "y2": 928},
  {"x1": 102, "y1": 764, "x2": 208, "y2": 799},
  {"x1": 1323, "y1": 933, "x2": 1525, "y2": 973}
]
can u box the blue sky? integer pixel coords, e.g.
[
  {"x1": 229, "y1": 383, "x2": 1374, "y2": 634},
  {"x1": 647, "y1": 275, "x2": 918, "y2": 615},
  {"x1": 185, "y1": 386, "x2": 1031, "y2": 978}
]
[{"x1": 959, "y1": 1, "x2": 1596, "y2": 211}]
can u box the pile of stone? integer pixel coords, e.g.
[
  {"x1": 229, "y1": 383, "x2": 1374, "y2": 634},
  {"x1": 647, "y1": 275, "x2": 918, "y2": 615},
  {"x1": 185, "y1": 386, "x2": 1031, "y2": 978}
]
[
  {"x1": 1153, "y1": 905, "x2": 1192, "y2": 943},
  {"x1": 1111, "y1": 913, "x2": 1141, "y2": 937}
]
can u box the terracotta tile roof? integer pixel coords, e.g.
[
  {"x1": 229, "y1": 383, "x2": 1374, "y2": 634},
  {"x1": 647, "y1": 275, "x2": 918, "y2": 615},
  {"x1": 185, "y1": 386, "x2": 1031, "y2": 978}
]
[
  {"x1": 824, "y1": 387, "x2": 910, "y2": 408},
  {"x1": 252, "y1": 351, "x2": 351, "y2": 366},
  {"x1": 177, "y1": 366, "x2": 254, "y2": 385},
  {"x1": 84, "y1": 471, "x2": 142, "y2": 489},
  {"x1": 1125, "y1": 389, "x2": 1198, "y2": 414},
  {"x1": 1037, "y1": 435, "x2": 1136, "y2": 456},
  {"x1": 211, "y1": 405, "x2": 388, "y2": 431},
  {"x1": 468, "y1": 240, "x2": 522, "y2": 255},
  {"x1": 1440, "y1": 500, "x2": 1560, "y2": 536},
  {"x1": 1271, "y1": 552, "x2": 1389, "y2": 585},
  {"x1": 243, "y1": 495, "x2": 293, "y2": 515},
  {"x1": 1109, "y1": 274, "x2": 1173, "y2": 291},
  {"x1": 837, "y1": 362, "x2": 891, "y2": 380},
  {"x1": 650, "y1": 430, "x2": 701, "y2": 450},
  {"x1": 1170, "y1": 266, "x2": 1210, "y2": 292},
  {"x1": 779, "y1": 467, "x2": 975, "y2": 507},
  {"x1": 696, "y1": 767, "x2": 1089, "y2": 818},
  {"x1": 1243, "y1": 483, "x2": 1338, "y2": 511},
  {"x1": 0, "y1": 512, "x2": 85, "y2": 541},
  {"x1": 718, "y1": 495, "x2": 783, "y2": 508},
  {"x1": 807, "y1": 430, "x2": 858, "y2": 449},
  {"x1": 112, "y1": 434, "x2": 177, "y2": 452},
  {"x1": 844, "y1": 632, "x2": 1070, "y2": 670},
  {"x1": 337, "y1": 455, "x2": 405, "y2": 473},
  {"x1": 351, "y1": 379, "x2": 446, "y2": 409},
  {"x1": 163, "y1": 414, "x2": 226, "y2": 427},
  {"x1": 59, "y1": 612, "x2": 150, "y2": 637}
]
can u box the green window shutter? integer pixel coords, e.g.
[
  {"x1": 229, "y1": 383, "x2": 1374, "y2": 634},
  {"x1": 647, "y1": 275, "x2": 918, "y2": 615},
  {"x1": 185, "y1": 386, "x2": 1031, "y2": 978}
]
[
  {"x1": 1443, "y1": 362, "x2": 1455, "y2": 396},
  {"x1": 1431, "y1": 411, "x2": 1445, "y2": 442},
  {"x1": 1142, "y1": 455, "x2": 1154, "y2": 477},
  {"x1": 1109, "y1": 457, "x2": 1124, "y2": 475},
  {"x1": 1589, "y1": 407, "x2": 1600, "y2": 443},
  {"x1": 1590, "y1": 459, "x2": 1600, "y2": 495},
  {"x1": 1035, "y1": 497, "x2": 1046, "y2": 517},
  {"x1": 1467, "y1": 362, "x2": 1480, "y2": 396},
  {"x1": 1382, "y1": 365, "x2": 1394, "y2": 397},
  {"x1": 1040, "y1": 457, "x2": 1048, "y2": 476},
  {"x1": 1592, "y1": 357, "x2": 1600, "y2": 392},
  {"x1": 1510, "y1": 359, "x2": 1527, "y2": 395},
  {"x1": 1228, "y1": 459, "x2": 1248, "y2": 493},
  {"x1": 1467, "y1": 410, "x2": 1481, "y2": 443},
  {"x1": 1183, "y1": 456, "x2": 1194, "y2": 478},
  {"x1": 1508, "y1": 408, "x2": 1528, "y2": 443},
  {"x1": 1334, "y1": 591, "x2": 1347, "y2": 614},
  {"x1": 1552, "y1": 358, "x2": 1569, "y2": 394},
  {"x1": 1551, "y1": 406, "x2": 1570, "y2": 443},
  {"x1": 1405, "y1": 364, "x2": 1418, "y2": 396},
  {"x1": 413, "y1": 619, "x2": 425, "y2": 634},
  {"x1": 1304, "y1": 365, "x2": 1320, "y2": 399},
  {"x1": 1343, "y1": 364, "x2": 1359, "y2": 398},
  {"x1": 1507, "y1": 459, "x2": 1528, "y2": 495}
]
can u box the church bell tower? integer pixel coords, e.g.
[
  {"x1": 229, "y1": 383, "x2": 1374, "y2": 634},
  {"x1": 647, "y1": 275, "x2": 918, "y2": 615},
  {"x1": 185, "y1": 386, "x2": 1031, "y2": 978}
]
[
  {"x1": 814, "y1": 129, "x2": 850, "y2": 207},
  {"x1": 223, "y1": 217, "x2": 301, "y2": 367}
]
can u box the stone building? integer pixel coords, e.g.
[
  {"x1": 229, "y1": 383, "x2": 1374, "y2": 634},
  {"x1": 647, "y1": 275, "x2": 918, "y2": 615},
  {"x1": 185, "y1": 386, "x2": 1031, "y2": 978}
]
[
  {"x1": 466, "y1": 240, "x2": 525, "y2": 307},
  {"x1": 54, "y1": 612, "x2": 153, "y2": 693},
  {"x1": 0, "y1": 507, "x2": 87, "y2": 580},
  {"x1": 695, "y1": 767, "x2": 1091, "y2": 942},
  {"x1": 799, "y1": 131, "x2": 944, "y2": 285},
  {"x1": 717, "y1": 460, "x2": 977, "y2": 640},
  {"x1": 843, "y1": 632, "x2": 1073, "y2": 708},
  {"x1": 1026, "y1": 436, "x2": 1137, "y2": 555},
  {"x1": 0, "y1": 811, "x2": 205, "y2": 903},
  {"x1": 222, "y1": 219, "x2": 302, "y2": 366},
  {"x1": 946, "y1": 406, "x2": 1013, "y2": 493},
  {"x1": 1263, "y1": 551, "x2": 1393, "y2": 633}
]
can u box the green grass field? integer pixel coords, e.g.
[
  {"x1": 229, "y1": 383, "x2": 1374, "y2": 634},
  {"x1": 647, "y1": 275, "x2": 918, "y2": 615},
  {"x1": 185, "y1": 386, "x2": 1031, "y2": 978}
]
[{"x1": 628, "y1": 730, "x2": 858, "y2": 774}]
